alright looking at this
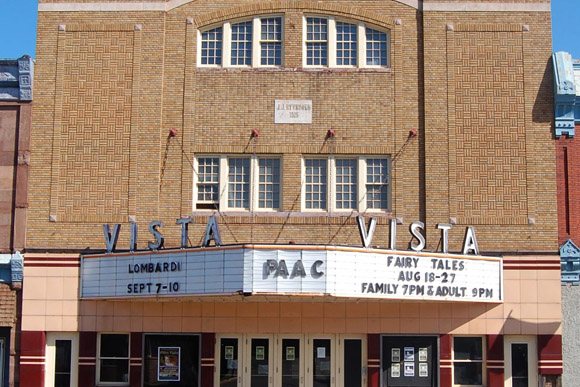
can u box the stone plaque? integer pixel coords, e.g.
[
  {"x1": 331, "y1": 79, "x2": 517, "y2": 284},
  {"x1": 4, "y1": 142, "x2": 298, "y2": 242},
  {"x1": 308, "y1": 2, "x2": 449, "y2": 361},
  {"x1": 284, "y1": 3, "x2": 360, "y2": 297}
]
[{"x1": 274, "y1": 100, "x2": 312, "y2": 124}]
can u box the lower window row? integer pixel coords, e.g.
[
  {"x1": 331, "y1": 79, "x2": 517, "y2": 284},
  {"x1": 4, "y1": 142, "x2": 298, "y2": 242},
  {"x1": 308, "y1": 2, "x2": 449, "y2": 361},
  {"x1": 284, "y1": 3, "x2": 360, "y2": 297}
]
[{"x1": 194, "y1": 155, "x2": 391, "y2": 212}]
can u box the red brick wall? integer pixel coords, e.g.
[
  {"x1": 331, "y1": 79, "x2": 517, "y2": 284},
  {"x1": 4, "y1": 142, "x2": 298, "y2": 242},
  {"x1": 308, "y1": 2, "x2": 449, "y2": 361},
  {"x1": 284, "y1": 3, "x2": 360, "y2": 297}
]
[{"x1": 555, "y1": 131, "x2": 580, "y2": 245}]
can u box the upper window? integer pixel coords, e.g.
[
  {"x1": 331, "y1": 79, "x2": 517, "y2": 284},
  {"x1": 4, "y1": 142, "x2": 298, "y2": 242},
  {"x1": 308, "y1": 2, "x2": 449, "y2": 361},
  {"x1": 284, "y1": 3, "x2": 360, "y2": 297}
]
[
  {"x1": 302, "y1": 156, "x2": 390, "y2": 212},
  {"x1": 303, "y1": 15, "x2": 389, "y2": 68},
  {"x1": 453, "y1": 337, "x2": 484, "y2": 386},
  {"x1": 97, "y1": 333, "x2": 130, "y2": 385},
  {"x1": 194, "y1": 155, "x2": 281, "y2": 211},
  {"x1": 198, "y1": 16, "x2": 283, "y2": 67}
]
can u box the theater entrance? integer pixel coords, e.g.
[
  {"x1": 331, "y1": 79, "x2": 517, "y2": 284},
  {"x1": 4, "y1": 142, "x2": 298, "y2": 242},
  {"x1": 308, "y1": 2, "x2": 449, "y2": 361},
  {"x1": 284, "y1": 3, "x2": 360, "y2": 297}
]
[{"x1": 215, "y1": 334, "x2": 367, "y2": 387}]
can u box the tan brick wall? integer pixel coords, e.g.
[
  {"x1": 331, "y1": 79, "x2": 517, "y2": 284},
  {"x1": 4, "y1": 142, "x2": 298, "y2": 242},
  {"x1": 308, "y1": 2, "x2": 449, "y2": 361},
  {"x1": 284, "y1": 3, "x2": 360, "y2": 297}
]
[
  {"x1": 423, "y1": 10, "x2": 555, "y2": 251},
  {"x1": 53, "y1": 27, "x2": 135, "y2": 223},
  {"x1": 28, "y1": 1, "x2": 556, "y2": 254},
  {"x1": 0, "y1": 284, "x2": 17, "y2": 327}
]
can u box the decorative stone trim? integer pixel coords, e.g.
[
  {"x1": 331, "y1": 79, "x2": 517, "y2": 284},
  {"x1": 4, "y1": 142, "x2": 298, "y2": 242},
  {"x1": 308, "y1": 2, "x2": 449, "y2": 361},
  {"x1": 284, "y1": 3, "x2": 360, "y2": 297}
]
[
  {"x1": 553, "y1": 52, "x2": 577, "y2": 138},
  {"x1": 38, "y1": 1, "x2": 551, "y2": 13},
  {"x1": 194, "y1": 1, "x2": 398, "y2": 30}
]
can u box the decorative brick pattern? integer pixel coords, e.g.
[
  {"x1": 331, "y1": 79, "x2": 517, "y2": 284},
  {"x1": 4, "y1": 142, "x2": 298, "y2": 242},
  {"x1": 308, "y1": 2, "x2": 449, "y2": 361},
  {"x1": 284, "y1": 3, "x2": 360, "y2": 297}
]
[
  {"x1": 450, "y1": 29, "x2": 528, "y2": 225},
  {"x1": 52, "y1": 27, "x2": 136, "y2": 223}
]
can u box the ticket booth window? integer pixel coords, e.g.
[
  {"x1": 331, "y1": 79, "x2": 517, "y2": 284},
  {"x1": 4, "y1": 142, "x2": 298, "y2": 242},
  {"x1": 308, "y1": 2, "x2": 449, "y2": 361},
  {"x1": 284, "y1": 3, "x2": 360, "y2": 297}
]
[
  {"x1": 453, "y1": 337, "x2": 484, "y2": 386},
  {"x1": 97, "y1": 333, "x2": 130, "y2": 385}
]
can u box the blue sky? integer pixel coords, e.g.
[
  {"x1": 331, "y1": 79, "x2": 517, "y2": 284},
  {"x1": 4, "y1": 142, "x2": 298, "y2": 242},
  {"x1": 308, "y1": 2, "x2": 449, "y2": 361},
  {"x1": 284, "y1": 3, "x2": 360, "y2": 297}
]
[{"x1": 0, "y1": 0, "x2": 579, "y2": 58}]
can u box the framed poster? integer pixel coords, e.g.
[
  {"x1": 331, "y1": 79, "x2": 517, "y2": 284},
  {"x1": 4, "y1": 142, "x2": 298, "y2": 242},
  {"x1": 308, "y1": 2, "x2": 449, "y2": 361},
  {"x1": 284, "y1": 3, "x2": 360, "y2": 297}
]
[
  {"x1": 391, "y1": 363, "x2": 400, "y2": 378},
  {"x1": 158, "y1": 347, "x2": 180, "y2": 382},
  {"x1": 404, "y1": 362, "x2": 415, "y2": 377},
  {"x1": 256, "y1": 346, "x2": 265, "y2": 361},
  {"x1": 392, "y1": 348, "x2": 401, "y2": 362},
  {"x1": 418, "y1": 348, "x2": 428, "y2": 362},
  {"x1": 419, "y1": 363, "x2": 428, "y2": 377},
  {"x1": 225, "y1": 346, "x2": 234, "y2": 360},
  {"x1": 286, "y1": 346, "x2": 295, "y2": 361},
  {"x1": 404, "y1": 347, "x2": 415, "y2": 362}
]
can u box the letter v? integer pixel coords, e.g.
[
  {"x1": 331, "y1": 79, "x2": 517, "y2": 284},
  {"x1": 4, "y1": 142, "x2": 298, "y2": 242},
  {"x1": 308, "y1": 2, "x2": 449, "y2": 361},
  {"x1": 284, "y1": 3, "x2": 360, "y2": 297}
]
[
  {"x1": 103, "y1": 224, "x2": 121, "y2": 253},
  {"x1": 357, "y1": 216, "x2": 377, "y2": 248}
]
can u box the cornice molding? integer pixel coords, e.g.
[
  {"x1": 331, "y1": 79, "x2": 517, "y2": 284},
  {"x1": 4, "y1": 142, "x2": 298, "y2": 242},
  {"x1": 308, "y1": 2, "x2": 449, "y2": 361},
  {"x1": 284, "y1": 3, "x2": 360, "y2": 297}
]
[{"x1": 38, "y1": 0, "x2": 550, "y2": 12}]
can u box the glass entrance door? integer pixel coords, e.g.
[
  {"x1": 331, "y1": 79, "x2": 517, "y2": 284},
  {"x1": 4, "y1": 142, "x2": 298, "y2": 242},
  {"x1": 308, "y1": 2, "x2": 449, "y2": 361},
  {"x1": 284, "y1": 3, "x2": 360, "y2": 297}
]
[
  {"x1": 504, "y1": 336, "x2": 537, "y2": 387},
  {"x1": 218, "y1": 336, "x2": 240, "y2": 387},
  {"x1": 279, "y1": 337, "x2": 302, "y2": 387},
  {"x1": 304, "y1": 336, "x2": 335, "y2": 387},
  {"x1": 45, "y1": 333, "x2": 78, "y2": 387},
  {"x1": 338, "y1": 336, "x2": 365, "y2": 387},
  {"x1": 248, "y1": 337, "x2": 272, "y2": 387},
  {"x1": 216, "y1": 335, "x2": 274, "y2": 387}
]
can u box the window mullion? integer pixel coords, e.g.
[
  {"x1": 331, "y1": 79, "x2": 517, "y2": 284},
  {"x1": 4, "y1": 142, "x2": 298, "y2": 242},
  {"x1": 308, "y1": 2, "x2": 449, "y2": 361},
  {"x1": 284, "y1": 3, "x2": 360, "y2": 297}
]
[
  {"x1": 252, "y1": 17, "x2": 260, "y2": 67},
  {"x1": 329, "y1": 156, "x2": 336, "y2": 212},
  {"x1": 328, "y1": 17, "x2": 336, "y2": 67},
  {"x1": 223, "y1": 21, "x2": 232, "y2": 67},
  {"x1": 358, "y1": 156, "x2": 366, "y2": 212},
  {"x1": 358, "y1": 22, "x2": 366, "y2": 68},
  {"x1": 251, "y1": 155, "x2": 259, "y2": 211},
  {"x1": 219, "y1": 155, "x2": 228, "y2": 210}
]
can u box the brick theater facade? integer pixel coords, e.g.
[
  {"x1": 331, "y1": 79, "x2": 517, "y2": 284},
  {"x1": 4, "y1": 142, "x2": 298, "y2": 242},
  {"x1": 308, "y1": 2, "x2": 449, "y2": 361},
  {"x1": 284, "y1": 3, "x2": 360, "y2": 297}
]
[{"x1": 23, "y1": 0, "x2": 560, "y2": 386}]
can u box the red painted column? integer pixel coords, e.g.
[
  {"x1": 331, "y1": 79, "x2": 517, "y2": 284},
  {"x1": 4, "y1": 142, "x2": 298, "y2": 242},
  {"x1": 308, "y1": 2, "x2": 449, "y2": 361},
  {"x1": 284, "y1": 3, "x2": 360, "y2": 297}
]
[
  {"x1": 19, "y1": 331, "x2": 45, "y2": 387},
  {"x1": 201, "y1": 332, "x2": 215, "y2": 386},
  {"x1": 78, "y1": 331, "x2": 97, "y2": 387},
  {"x1": 367, "y1": 334, "x2": 380, "y2": 387},
  {"x1": 439, "y1": 334, "x2": 452, "y2": 387},
  {"x1": 130, "y1": 333, "x2": 142, "y2": 387},
  {"x1": 486, "y1": 334, "x2": 504, "y2": 385},
  {"x1": 538, "y1": 335, "x2": 563, "y2": 375}
]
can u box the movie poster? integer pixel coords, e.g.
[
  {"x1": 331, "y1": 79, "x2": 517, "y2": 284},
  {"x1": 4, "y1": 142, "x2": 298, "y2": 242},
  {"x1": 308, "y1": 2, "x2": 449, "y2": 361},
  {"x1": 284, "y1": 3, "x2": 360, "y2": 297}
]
[{"x1": 158, "y1": 347, "x2": 181, "y2": 382}]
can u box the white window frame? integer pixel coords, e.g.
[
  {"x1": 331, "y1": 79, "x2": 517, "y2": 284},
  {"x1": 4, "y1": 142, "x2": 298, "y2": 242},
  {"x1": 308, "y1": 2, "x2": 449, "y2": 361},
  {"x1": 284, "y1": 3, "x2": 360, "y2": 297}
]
[
  {"x1": 193, "y1": 155, "x2": 282, "y2": 212},
  {"x1": 197, "y1": 15, "x2": 284, "y2": 68},
  {"x1": 452, "y1": 336, "x2": 486, "y2": 387},
  {"x1": 303, "y1": 15, "x2": 390, "y2": 68},
  {"x1": 96, "y1": 333, "x2": 130, "y2": 386},
  {"x1": 301, "y1": 156, "x2": 391, "y2": 213}
]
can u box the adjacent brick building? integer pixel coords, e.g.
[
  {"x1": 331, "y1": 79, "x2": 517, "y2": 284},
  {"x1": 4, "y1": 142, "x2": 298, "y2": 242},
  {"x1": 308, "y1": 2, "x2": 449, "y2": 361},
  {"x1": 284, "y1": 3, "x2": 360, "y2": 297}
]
[
  {"x1": 0, "y1": 56, "x2": 33, "y2": 387},
  {"x1": 553, "y1": 51, "x2": 580, "y2": 387},
  {"x1": 23, "y1": 0, "x2": 560, "y2": 386}
]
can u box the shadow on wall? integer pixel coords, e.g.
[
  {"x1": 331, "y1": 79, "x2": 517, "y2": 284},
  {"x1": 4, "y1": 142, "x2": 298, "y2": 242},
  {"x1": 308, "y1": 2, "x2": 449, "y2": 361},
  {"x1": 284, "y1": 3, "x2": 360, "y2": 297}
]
[{"x1": 532, "y1": 58, "x2": 555, "y2": 126}]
